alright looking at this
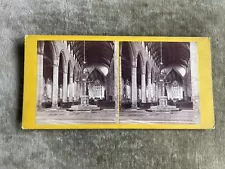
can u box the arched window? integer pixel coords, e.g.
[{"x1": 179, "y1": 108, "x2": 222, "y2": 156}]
[
  {"x1": 93, "y1": 79, "x2": 102, "y2": 99},
  {"x1": 44, "y1": 78, "x2": 52, "y2": 101},
  {"x1": 124, "y1": 79, "x2": 131, "y2": 99},
  {"x1": 172, "y1": 81, "x2": 180, "y2": 99}
]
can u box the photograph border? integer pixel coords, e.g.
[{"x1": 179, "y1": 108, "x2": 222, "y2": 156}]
[{"x1": 22, "y1": 35, "x2": 214, "y2": 129}]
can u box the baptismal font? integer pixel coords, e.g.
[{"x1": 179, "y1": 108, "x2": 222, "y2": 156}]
[
  {"x1": 146, "y1": 43, "x2": 179, "y2": 113},
  {"x1": 67, "y1": 41, "x2": 101, "y2": 112}
]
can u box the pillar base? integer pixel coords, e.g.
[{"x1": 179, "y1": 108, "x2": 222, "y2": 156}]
[
  {"x1": 67, "y1": 104, "x2": 101, "y2": 111},
  {"x1": 146, "y1": 96, "x2": 180, "y2": 113},
  {"x1": 51, "y1": 103, "x2": 58, "y2": 109},
  {"x1": 37, "y1": 101, "x2": 43, "y2": 110},
  {"x1": 37, "y1": 105, "x2": 43, "y2": 111},
  {"x1": 131, "y1": 104, "x2": 137, "y2": 109},
  {"x1": 60, "y1": 102, "x2": 73, "y2": 108},
  {"x1": 67, "y1": 95, "x2": 101, "y2": 112}
]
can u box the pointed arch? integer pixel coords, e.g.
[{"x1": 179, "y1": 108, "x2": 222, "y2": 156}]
[
  {"x1": 127, "y1": 42, "x2": 136, "y2": 66},
  {"x1": 43, "y1": 41, "x2": 55, "y2": 82},
  {"x1": 58, "y1": 52, "x2": 64, "y2": 85},
  {"x1": 166, "y1": 69, "x2": 183, "y2": 85},
  {"x1": 136, "y1": 52, "x2": 144, "y2": 87},
  {"x1": 58, "y1": 50, "x2": 67, "y2": 67},
  {"x1": 146, "y1": 61, "x2": 150, "y2": 86},
  {"x1": 37, "y1": 41, "x2": 45, "y2": 54},
  {"x1": 137, "y1": 51, "x2": 144, "y2": 68},
  {"x1": 151, "y1": 68, "x2": 155, "y2": 84},
  {"x1": 68, "y1": 60, "x2": 73, "y2": 79},
  {"x1": 121, "y1": 42, "x2": 133, "y2": 82},
  {"x1": 88, "y1": 68, "x2": 105, "y2": 85},
  {"x1": 49, "y1": 41, "x2": 58, "y2": 61}
]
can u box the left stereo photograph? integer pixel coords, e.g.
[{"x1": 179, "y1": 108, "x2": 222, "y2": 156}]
[{"x1": 35, "y1": 40, "x2": 119, "y2": 124}]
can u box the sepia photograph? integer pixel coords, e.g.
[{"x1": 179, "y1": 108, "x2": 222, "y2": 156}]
[
  {"x1": 119, "y1": 41, "x2": 200, "y2": 124},
  {"x1": 36, "y1": 40, "x2": 119, "y2": 124}
]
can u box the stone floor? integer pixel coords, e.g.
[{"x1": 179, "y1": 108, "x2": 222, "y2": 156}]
[
  {"x1": 36, "y1": 108, "x2": 197, "y2": 124},
  {"x1": 36, "y1": 108, "x2": 117, "y2": 124},
  {"x1": 120, "y1": 109, "x2": 197, "y2": 124}
]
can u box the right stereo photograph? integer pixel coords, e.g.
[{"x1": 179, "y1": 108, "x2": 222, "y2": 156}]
[{"x1": 119, "y1": 41, "x2": 200, "y2": 124}]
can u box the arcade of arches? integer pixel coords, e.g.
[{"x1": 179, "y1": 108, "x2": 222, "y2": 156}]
[
  {"x1": 37, "y1": 41, "x2": 197, "y2": 113},
  {"x1": 37, "y1": 41, "x2": 117, "y2": 109},
  {"x1": 120, "y1": 42, "x2": 194, "y2": 110}
]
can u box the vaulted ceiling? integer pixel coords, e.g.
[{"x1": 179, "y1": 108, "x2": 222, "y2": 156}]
[
  {"x1": 147, "y1": 42, "x2": 190, "y2": 69},
  {"x1": 121, "y1": 42, "x2": 132, "y2": 82},
  {"x1": 121, "y1": 42, "x2": 190, "y2": 83},
  {"x1": 71, "y1": 41, "x2": 114, "y2": 69},
  {"x1": 88, "y1": 69, "x2": 105, "y2": 85}
]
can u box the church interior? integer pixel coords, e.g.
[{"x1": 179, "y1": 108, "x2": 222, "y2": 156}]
[
  {"x1": 36, "y1": 40, "x2": 118, "y2": 124},
  {"x1": 36, "y1": 40, "x2": 199, "y2": 124},
  {"x1": 119, "y1": 42, "x2": 199, "y2": 124}
]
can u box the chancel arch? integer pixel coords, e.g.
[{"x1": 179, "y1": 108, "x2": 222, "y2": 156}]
[
  {"x1": 165, "y1": 69, "x2": 184, "y2": 101},
  {"x1": 136, "y1": 53, "x2": 143, "y2": 101},
  {"x1": 43, "y1": 42, "x2": 55, "y2": 103},
  {"x1": 38, "y1": 40, "x2": 117, "y2": 112},
  {"x1": 58, "y1": 52, "x2": 65, "y2": 102},
  {"x1": 88, "y1": 68, "x2": 105, "y2": 100},
  {"x1": 93, "y1": 79, "x2": 103, "y2": 99},
  {"x1": 121, "y1": 42, "x2": 132, "y2": 83},
  {"x1": 171, "y1": 81, "x2": 180, "y2": 99},
  {"x1": 122, "y1": 79, "x2": 130, "y2": 101},
  {"x1": 72, "y1": 65, "x2": 78, "y2": 101},
  {"x1": 119, "y1": 41, "x2": 193, "y2": 111},
  {"x1": 67, "y1": 60, "x2": 73, "y2": 102},
  {"x1": 146, "y1": 61, "x2": 151, "y2": 102},
  {"x1": 121, "y1": 42, "x2": 133, "y2": 102}
]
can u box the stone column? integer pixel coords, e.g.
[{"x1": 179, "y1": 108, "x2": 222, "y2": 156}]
[
  {"x1": 68, "y1": 43, "x2": 71, "y2": 52},
  {"x1": 37, "y1": 53, "x2": 44, "y2": 108},
  {"x1": 52, "y1": 60, "x2": 59, "y2": 108},
  {"x1": 190, "y1": 42, "x2": 200, "y2": 123},
  {"x1": 63, "y1": 41, "x2": 67, "y2": 48},
  {"x1": 148, "y1": 77, "x2": 151, "y2": 102},
  {"x1": 105, "y1": 76, "x2": 108, "y2": 100},
  {"x1": 131, "y1": 66, "x2": 137, "y2": 109},
  {"x1": 152, "y1": 83, "x2": 155, "y2": 102},
  {"x1": 62, "y1": 67, "x2": 68, "y2": 102},
  {"x1": 77, "y1": 82, "x2": 80, "y2": 99},
  {"x1": 119, "y1": 57, "x2": 123, "y2": 104},
  {"x1": 83, "y1": 80, "x2": 87, "y2": 95},
  {"x1": 145, "y1": 46, "x2": 148, "y2": 53},
  {"x1": 120, "y1": 76, "x2": 123, "y2": 102},
  {"x1": 114, "y1": 41, "x2": 119, "y2": 115},
  {"x1": 74, "y1": 80, "x2": 77, "y2": 101},
  {"x1": 141, "y1": 73, "x2": 146, "y2": 103},
  {"x1": 155, "y1": 83, "x2": 158, "y2": 102},
  {"x1": 183, "y1": 78, "x2": 187, "y2": 101},
  {"x1": 69, "y1": 74, "x2": 73, "y2": 102}
]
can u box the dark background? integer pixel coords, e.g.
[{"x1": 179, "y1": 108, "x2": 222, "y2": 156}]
[{"x1": 0, "y1": 0, "x2": 223, "y2": 168}]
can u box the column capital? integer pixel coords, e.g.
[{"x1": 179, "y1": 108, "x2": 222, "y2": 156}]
[
  {"x1": 63, "y1": 66, "x2": 68, "y2": 74},
  {"x1": 53, "y1": 60, "x2": 59, "y2": 69},
  {"x1": 132, "y1": 65, "x2": 137, "y2": 69},
  {"x1": 147, "y1": 73, "x2": 151, "y2": 78},
  {"x1": 69, "y1": 74, "x2": 74, "y2": 78},
  {"x1": 37, "y1": 51, "x2": 44, "y2": 55},
  {"x1": 37, "y1": 41, "x2": 44, "y2": 54},
  {"x1": 52, "y1": 61, "x2": 59, "y2": 108}
]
